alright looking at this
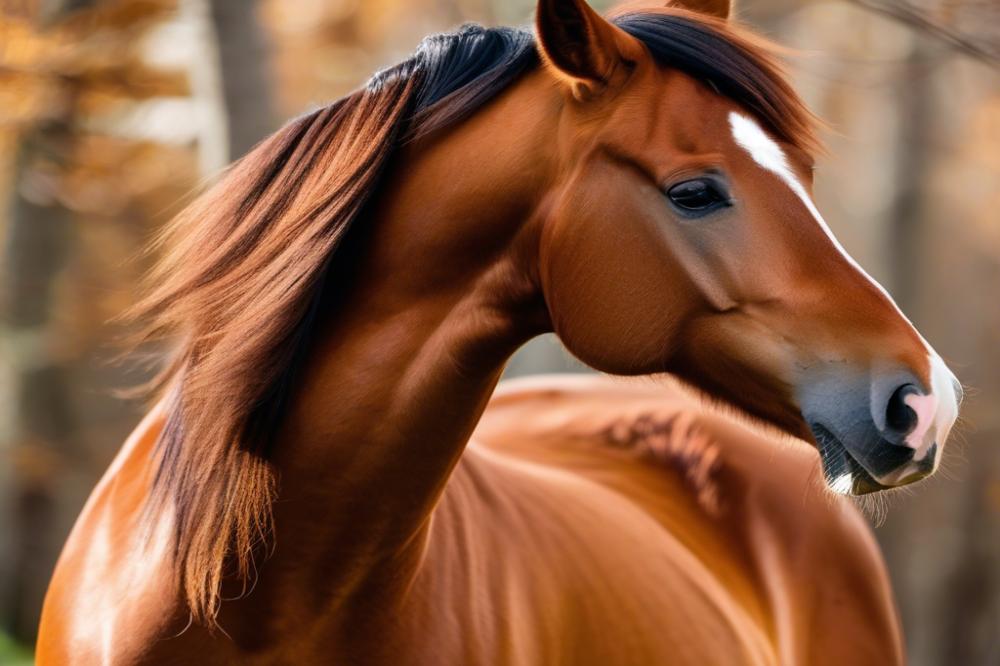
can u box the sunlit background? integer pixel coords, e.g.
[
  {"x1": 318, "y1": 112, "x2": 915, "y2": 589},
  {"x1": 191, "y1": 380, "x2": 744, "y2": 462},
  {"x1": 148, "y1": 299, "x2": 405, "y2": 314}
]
[{"x1": 0, "y1": 0, "x2": 997, "y2": 663}]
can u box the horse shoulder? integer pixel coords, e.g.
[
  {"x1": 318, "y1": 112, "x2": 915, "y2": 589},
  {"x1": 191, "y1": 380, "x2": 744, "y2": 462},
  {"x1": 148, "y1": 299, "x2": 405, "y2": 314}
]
[
  {"x1": 750, "y1": 473, "x2": 905, "y2": 665},
  {"x1": 36, "y1": 403, "x2": 190, "y2": 665},
  {"x1": 696, "y1": 410, "x2": 905, "y2": 666}
]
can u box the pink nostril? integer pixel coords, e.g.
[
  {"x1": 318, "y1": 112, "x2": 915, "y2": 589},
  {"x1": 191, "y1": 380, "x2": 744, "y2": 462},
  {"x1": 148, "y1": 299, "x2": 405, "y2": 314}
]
[{"x1": 903, "y1": 392, "x2": 937, "y2": 452}]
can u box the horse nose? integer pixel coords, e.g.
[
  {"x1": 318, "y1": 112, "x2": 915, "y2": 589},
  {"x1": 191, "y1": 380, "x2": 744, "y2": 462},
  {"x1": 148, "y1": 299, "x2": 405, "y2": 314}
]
[{"x1": 800, "y1": 356, "x2": 960, "y2": 493}]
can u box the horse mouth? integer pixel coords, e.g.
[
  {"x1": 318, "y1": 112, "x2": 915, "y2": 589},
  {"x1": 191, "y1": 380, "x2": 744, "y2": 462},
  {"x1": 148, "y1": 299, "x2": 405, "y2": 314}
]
[{"x1": 810, "y1": 424, "x2": 890, "y2": 495}]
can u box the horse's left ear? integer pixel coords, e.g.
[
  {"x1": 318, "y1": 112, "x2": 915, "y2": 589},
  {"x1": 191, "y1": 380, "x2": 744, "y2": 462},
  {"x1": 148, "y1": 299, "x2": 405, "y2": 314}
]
[
  {"x1": 668, "y1": 0, "x2": 732, "y2": 19},
  {"x1": 536, "y1": 0, "x2": 643, "y2": 101}
]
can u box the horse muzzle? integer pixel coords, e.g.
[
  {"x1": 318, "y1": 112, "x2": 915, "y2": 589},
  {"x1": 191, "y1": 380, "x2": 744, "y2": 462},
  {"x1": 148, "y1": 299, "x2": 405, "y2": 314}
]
[{"x1": 798, "y1": 357, "x2": 961, "y2": 495}]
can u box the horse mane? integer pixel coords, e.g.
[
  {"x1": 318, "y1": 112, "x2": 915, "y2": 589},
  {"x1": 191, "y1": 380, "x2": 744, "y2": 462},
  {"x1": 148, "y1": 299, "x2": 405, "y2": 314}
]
[{"x1": 131, "y1": 12, "x2": 817, "y2": 625}]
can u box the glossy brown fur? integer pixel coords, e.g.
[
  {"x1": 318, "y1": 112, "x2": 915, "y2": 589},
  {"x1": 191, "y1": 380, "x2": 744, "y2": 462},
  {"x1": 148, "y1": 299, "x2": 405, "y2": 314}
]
[
  {"x1": 39, "y1": 376, "x2": 904, "y2": 664},
  {"x1": 39, "y1": 2, "x2": 928, "y2": 663}
]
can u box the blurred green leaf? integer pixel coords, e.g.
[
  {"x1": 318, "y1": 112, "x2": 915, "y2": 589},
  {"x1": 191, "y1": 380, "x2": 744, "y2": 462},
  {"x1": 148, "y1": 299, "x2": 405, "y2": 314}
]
[{"x1": 0, "y1": 631, "x2": 33, "y2": 666}]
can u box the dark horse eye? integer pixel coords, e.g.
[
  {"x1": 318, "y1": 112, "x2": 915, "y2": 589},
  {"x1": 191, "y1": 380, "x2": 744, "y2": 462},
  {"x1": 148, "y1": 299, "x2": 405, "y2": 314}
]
[{"x1": 666, "y1": 178, "x2": 730, "y2": 214}]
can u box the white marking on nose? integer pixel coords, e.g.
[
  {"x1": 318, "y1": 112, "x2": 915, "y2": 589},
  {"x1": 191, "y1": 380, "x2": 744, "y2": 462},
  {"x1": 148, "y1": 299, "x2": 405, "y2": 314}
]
[
  {"x1": 728, "y1": 112, "x2": 960, "y2": 474},
  {"x1": 922, "y1": 351, "x2": 960, "y2": 463}
]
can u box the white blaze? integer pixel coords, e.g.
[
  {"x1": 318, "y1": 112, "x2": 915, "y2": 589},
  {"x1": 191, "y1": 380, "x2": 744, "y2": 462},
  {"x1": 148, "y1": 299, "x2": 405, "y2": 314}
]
[
  {"x1": 728, "y1": 112, "x2": 893, "y2": 304},
  {"x1": 727, "y1": 111, "x2": 959, "y2": 474}
]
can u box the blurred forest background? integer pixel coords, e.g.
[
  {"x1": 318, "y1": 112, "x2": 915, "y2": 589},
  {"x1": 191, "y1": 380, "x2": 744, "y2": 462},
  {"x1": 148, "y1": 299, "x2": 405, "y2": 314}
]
[{"x1": 0, "y1": 0, "x2": 997, "y2": 663}]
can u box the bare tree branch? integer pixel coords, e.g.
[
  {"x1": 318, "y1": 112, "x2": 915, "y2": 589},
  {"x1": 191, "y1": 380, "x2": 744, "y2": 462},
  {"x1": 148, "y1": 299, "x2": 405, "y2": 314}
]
[{"x1": 845, "y1": 0, "x2": 1000, "y2": 65}]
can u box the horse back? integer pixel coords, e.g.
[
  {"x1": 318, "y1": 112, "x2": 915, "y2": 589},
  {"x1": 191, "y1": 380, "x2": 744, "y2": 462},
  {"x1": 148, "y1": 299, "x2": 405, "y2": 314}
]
[{"x1": 468, "y1": 374, "x2": 905, "y2": 665}]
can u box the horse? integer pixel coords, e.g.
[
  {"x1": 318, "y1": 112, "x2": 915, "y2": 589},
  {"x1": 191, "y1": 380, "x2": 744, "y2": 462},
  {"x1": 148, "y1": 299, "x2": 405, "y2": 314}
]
[{"x1": 37, "y1": 0, "x2": 961, "y2": 662}]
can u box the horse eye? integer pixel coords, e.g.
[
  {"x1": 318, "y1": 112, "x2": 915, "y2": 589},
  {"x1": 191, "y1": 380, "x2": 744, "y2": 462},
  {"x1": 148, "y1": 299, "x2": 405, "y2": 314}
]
[{"x1": 666, "y1": 179, "x2": 730, "y2": 214}]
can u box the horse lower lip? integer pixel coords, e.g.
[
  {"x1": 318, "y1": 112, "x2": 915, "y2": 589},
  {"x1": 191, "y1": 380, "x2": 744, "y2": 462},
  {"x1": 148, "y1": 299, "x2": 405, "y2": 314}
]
[
  {"x1": 810, "y1": 423, "x2": 888, "y2": 495},
  {"x1": 843, "y1": 451, "x2": 887, "y2": 495}
]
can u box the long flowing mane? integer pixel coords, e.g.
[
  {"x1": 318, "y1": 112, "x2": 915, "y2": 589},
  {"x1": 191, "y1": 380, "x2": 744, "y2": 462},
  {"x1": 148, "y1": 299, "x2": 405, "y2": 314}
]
[{"x1": 131, "y1": 10, "x2": 817, "y2": 624}]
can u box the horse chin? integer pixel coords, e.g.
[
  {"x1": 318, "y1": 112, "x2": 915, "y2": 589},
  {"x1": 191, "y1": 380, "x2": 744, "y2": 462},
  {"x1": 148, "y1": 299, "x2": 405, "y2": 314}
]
[{"x1": 810, "y1": 424, "x2": 891, "y2": 496}]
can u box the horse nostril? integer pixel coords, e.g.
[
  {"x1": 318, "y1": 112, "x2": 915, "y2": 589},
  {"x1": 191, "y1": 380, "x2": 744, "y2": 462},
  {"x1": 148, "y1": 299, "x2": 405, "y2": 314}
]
[{"x1": 885, "y1": 383, "x2": 920, "y2": 438}]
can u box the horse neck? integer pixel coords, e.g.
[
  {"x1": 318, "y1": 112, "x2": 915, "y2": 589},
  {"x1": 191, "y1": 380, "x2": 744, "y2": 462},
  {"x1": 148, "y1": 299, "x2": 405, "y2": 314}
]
[{"x1": 244, "y1": 70, "x2": 559, "y2": 622}]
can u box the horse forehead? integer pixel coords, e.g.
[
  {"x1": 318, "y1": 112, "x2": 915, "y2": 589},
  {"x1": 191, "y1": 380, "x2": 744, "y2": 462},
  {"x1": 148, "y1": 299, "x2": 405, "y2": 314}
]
[{"x1": 600, "y1": 74, "x2": 739, "y2": 153}]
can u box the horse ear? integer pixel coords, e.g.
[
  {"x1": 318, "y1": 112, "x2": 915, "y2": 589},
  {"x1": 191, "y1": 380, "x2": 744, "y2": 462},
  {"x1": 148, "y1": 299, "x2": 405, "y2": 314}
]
[
  {"x1": 668, "y1": 0, "x2": 732, "y2": 19},
  {"x1": 536, "y1": 0, "x2": 642, "y2": 100}
]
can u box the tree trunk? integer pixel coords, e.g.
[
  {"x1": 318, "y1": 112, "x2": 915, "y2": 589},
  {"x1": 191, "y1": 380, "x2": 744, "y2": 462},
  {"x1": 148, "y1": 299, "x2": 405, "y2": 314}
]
[
  {"x1": 208, "y1": 0, "x2": 276, "y2": 159},
  {"x1": 182, "y1": 0, "x2": 276, "y2": 171}
]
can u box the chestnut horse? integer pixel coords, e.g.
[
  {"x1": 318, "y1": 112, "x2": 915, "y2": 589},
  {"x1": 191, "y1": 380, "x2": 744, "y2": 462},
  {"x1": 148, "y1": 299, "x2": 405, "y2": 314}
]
[{"x1": 38, "y1": 0, "x2": 960, "y2": 663}]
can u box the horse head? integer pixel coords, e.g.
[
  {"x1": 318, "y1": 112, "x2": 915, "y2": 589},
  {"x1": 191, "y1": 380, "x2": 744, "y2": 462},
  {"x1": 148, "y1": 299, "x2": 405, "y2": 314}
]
[{"x1": 532, "y1": 0, "x2": 961, "y2": 494}]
